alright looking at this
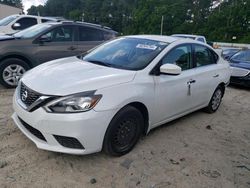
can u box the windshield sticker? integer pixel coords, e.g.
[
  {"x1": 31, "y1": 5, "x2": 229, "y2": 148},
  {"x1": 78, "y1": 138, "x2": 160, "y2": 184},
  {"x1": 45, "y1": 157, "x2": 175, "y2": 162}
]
[{"x1": 136, "y1": 44, "x2": 157, "y2": 50}]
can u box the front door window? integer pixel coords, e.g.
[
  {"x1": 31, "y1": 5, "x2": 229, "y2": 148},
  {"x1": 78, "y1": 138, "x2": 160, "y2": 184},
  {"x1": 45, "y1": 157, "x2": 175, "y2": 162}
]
[{"x1": 162, "y1": 45, "x2": 192, "y2": 71}]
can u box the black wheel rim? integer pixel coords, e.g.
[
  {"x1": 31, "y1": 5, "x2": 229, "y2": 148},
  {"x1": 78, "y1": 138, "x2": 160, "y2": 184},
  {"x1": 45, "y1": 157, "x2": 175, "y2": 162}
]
[{"x1": 112, "y1": 117, "x2": 138, "y2": 152}]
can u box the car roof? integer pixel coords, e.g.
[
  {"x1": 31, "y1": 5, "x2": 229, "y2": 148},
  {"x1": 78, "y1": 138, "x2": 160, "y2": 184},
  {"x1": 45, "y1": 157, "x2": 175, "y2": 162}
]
[
  {"x1": 42, "y1": 16, "x2": 66, "y2": 21},
  {"x1": 44, "y1": 21, "x2": 117, "y2": 33},
  {"x1": 172, "y1": 34, "x2": 205, "y2": 38},
  {"x1": 11, "y1": 14, "x2": 57, "y2": 20},
  {"x1": 126, "y1": 34, "x2": 202, "y2": 44},
  {"x1": 125, "y1": 35, "x2": 216, "y2": 52},
  {"x1": 126, "y1": 35, "x2": 178, "y2": 43}
]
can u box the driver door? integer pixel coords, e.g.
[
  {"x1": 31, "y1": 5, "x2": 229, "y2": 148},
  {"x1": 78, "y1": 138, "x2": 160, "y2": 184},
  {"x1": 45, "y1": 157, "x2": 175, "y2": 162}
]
[
  {"x1": 34, "y1": 25, "x2": 78, "y2": 63},
  {"x1": 153, "y1": 44, "x2": 197, "y2": 125}
]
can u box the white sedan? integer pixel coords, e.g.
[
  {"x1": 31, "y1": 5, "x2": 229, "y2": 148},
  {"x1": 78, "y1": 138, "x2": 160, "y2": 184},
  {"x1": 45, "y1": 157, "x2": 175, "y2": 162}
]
[{"x1": 12, "y1": 35, "x2": 231, "y2": 156}]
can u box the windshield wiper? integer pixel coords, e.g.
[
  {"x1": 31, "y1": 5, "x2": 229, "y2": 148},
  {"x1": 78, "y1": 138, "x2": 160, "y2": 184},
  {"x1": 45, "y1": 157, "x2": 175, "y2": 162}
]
[{"x1": 86, "y1": 60, "x2": 112, "y2": 67}]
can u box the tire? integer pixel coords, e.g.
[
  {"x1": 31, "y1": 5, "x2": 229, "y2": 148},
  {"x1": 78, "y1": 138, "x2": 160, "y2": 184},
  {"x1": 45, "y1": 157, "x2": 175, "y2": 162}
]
[
  {"x1": 0, "y1": 58, "x2": 30, "y2": 88},
  {"x1": 103, "y1": 106, "x2": 144, "y2": 156},
  {"x1": 204, "y1": 86, "x2": 223, "y2": 113}
]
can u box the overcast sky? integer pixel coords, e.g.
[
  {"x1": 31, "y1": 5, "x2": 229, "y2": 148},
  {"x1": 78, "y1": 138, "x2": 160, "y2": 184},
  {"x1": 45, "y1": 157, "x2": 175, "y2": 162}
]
[{"x1": 22, "y1": 0, "x2": 47, "y2": 13}]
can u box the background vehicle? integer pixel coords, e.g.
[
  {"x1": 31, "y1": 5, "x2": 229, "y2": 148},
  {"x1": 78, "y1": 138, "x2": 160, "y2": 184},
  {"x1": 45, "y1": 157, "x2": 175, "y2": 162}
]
[
  {"x1": 12, "y1": 35, "x2": 230, "y2": 156},
  {"x1": 221, "y1": 48, "x2": 240, "y2": 60},
  {"x1": 171, "y1": 34, "x2": 207, "y2": 43},
  {"x1": 0, "y1": 3, "x2": 22, "y2": 20},
  {"x1": 0, "y1": 14, "x2": 60, "y2": 35},
  {"x1": 0, "y1": 21, "x2": 118, "y2": 88},
  {"x1": 229, "y1": 49, "x2": 250, "y2": 87}
]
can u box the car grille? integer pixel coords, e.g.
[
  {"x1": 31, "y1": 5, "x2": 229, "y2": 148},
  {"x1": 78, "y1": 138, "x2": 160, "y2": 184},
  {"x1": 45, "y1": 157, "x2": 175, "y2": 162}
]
[
  {"x1": 18, "y1": 117, "x2": 47, "y2": 142},
  {"x1": 20, "y1": 83, "x2": 41, "y2": 107}
]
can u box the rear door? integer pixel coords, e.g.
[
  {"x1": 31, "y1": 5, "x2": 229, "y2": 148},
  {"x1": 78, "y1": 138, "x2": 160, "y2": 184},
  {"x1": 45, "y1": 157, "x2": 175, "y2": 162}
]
[
  {"x1": 34, "y1": 25, "x2": 78, "y2": 63},
  {"x1": 76, "y1": 26, "x2": 104, "y2": 54},
  {"x1": 191, "y1": 44, "x2": 221, "y2": 107}
]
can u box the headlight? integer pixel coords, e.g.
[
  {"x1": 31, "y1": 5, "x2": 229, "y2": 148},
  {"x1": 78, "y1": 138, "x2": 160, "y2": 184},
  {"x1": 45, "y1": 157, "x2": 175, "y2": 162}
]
[{"x1": 44, "y1": 92, "x2": 102, "y2": 113}]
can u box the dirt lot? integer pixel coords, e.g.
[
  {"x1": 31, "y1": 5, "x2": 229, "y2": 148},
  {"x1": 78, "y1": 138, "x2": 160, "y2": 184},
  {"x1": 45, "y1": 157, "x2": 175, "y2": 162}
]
[{"x1": 0, "y1": 85, "x2": 249, "y2": 188}]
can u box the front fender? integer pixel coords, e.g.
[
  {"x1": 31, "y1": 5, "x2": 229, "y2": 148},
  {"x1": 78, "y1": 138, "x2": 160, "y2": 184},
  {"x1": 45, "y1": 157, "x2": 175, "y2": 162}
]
[
  {"x1": 94, "y1": 81, "x2": 156, "y2": 127},
  {"x1": 0, "y1": 52, "x2": 37, "y2": 67}
]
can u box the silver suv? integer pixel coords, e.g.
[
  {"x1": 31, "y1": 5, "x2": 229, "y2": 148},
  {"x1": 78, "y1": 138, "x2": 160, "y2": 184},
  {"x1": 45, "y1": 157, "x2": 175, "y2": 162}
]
[{"x1": 0, "y1": 21, "x2": 117, "y2": 88}]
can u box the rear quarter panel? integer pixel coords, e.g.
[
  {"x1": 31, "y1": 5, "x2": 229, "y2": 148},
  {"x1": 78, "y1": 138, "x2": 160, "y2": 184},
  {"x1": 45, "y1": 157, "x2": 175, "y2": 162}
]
[{"x1": 217, "y1": 56, "x2": 231, "y2": 85}]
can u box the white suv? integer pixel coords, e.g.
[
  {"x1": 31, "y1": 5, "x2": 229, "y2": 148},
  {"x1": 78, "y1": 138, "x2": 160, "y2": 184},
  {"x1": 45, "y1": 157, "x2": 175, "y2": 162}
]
[
  {"x1": 0, "y1": 14, "x2": 57, "y2": 35},
  {"x1": 12, "y1": 35, "x2": 231, "y2": 156}
]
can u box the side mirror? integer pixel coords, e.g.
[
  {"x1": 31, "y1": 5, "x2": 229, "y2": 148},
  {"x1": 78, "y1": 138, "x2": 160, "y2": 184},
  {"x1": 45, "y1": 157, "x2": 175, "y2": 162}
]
[
  {"x1": 160, "y1": 64, "x2": 182, "y2": 75},
  {"x1": 12, "y1": 23, "x2": 21, "y2": 30},
  {"x1": 39, "y1": 35, "x2": 52, "y2": 43}
]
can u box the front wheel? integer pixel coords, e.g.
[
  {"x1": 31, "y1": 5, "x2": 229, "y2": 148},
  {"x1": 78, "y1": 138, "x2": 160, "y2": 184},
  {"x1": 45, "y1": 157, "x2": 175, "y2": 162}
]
[
  {"x1": 103, "y1": 106, "x2": 144, "y2": 156},
  {"x1": 0, "y1": 58, "x2": 30, "y2": 88},
  {"x1": 205, "y1": 86, "x2": 223, "y2": 113}
]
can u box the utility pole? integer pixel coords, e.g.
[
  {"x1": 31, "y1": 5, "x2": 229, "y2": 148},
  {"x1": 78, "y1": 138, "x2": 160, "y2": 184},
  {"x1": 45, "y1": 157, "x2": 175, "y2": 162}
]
[
  {"x1": 82, "y1": 12, "x2": 85, "y2": 22},
  {"x1": 161, "y1": 16, "x2": 164, "y2": 35}
]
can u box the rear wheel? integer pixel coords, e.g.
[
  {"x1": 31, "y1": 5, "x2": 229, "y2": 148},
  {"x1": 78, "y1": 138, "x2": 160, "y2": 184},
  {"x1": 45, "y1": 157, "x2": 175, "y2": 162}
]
[
  {"x1": 0, "y1": 58, "x2": 30, "y2": 88},
  {"x1": 103, "y1": 106, "x2": 143, "y2": 156},
  {"x1": 205, "y1": 86, "x2": 223, "y2": 113}
]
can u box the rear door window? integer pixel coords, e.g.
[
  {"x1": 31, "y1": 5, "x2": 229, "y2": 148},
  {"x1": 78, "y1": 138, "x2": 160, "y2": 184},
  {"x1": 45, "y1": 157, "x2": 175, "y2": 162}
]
[
  {"x1": 79, "y1": 26, "x2": 104, "y2": 41},
  {"x1": 194, "y1": 45, "x2": 217, "y2": 67}
]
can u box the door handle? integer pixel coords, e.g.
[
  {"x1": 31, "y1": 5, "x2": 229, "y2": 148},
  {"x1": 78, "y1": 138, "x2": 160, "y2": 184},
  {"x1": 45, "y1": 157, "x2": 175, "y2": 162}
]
[
  {"x1": 187, "y1": 79, "x2": 196, "y2": 96},
  {"x1": 213, "y1": 74, "x2": 219, "y2": 78},
  {"x1": 68, "y1": 46, "x2": 77, "y2": 51},
  {"x1": 187, "y1": 79, "x2": 196, "y2": 84}
]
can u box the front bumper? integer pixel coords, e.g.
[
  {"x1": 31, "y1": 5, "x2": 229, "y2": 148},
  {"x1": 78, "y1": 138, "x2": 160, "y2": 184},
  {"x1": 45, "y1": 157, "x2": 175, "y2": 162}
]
[{"x1": 12, "y1": 91, "x2": 116, "y2": 155}]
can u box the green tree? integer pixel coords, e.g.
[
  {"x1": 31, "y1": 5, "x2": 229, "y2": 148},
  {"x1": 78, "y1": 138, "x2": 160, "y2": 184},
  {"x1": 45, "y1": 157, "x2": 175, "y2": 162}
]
[
  {"x1": 201, "y1": 0, "x2": 250, "y2": 42},
  {"x1": 69, "y1": 9, "x2": 83, "y2": 21},
  {"x1": 26, "y1": 0, "x2": 250, "y2": 43},
  {"x1": 27, "y1": 5, "x2": 46, "y2": 16}
]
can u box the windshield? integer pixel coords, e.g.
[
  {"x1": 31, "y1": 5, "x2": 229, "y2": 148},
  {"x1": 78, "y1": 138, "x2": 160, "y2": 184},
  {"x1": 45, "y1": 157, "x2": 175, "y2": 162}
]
[
  {"x1": 0, "y1": 15, "x2": 19, "y2": 26},
  {"x1": 83, "y1": 37, "x2": 168, "y2": 70},
  {"x1": 231, "y1": 50, "x2": 250, "y2": 63},
  {"x1": 222, "y1": 49, "x2": 239, "y2": 55},
  {"x1": 13, "y1": 24, "x2": 52, "y2": 39}
]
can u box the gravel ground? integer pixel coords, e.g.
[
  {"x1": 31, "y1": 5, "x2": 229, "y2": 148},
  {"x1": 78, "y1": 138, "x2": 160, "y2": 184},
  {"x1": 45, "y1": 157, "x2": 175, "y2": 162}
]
[{"x1": 0, "y1": 85, "x2": 249, "y2": 188}]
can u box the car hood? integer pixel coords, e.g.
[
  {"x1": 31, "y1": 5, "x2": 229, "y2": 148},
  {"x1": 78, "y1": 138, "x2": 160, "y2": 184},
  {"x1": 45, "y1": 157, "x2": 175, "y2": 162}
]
[
  {"x1": 230, "y1": 60, "x2": 250, "y2": 70},
  {"x1": 0, "y1": 34, "x2": 15, "y2": 41},
  {"x1": 21, "y1": 56, "x2": 136, "y2": 96}
]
